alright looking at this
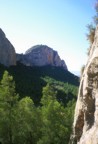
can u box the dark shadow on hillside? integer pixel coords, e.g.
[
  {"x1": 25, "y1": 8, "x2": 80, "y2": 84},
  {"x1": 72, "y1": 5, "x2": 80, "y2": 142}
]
[{"x1": 0, "y1": 63, "x2": 79, "y2": 105}]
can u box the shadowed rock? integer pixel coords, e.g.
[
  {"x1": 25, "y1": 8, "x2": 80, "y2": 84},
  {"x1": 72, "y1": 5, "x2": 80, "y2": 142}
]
[{"x1": 0, "y1": 28, "x2": 16, "y2": 66}]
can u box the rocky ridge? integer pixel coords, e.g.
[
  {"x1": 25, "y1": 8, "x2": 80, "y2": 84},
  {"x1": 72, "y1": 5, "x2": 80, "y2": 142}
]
[
  {"x1": 0, "y1": 28, "x2": 16, "y2": 66},
  {"x1": 71, "y1": 26, "x2": 98, "y2": 144},
  {"x1": 0, "y1": 28, "x2": 67, "y2": 70},
  {"x1": 16, "y1": 45, "x2": 68, "y2": 70}
]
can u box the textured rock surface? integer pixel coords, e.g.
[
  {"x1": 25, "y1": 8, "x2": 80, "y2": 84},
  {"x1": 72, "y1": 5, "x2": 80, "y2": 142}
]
[
  {"x1": 17, "y1": 45, "x2": 68, "y2": 70},
  {"x1": 0, "y1": 28, "x2": 16, "y2": 66},
  {"x1": 71, "y1": 26, "x2": 98, "y2": 144}
]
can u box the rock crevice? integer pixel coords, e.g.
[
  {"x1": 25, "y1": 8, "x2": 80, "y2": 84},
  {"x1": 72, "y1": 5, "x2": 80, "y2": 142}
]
[{"x1": 72, "y1": 25, "x2": 98, "y2": 144}]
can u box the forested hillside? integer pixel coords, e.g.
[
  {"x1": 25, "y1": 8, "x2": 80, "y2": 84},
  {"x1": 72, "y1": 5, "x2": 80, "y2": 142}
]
[
  {"x1": 0, "y1": 63, "x2": 79, "y2": 144},
  {"x1": 0, "y1": 62, "x2": 79, "y2": 106}
]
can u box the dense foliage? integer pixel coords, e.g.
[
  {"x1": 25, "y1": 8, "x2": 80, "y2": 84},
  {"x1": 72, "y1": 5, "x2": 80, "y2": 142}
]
[
  {"x1": 0, "y1": 71, "x2": 77, "y2": 144},
  {"x1": 0, "y1": 63, "x2": 79, "y2": 106}
]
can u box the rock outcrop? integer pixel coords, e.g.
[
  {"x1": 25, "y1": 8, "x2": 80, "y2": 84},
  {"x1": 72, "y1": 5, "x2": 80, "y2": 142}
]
[
  {"x1": 0, "y1": 28, "x2": 16, "y2": 66},
  {"x1": 71, "y1": 26, "x2": 98, "y2": 144},
  {"x1": 17, "y1": 45, "x2": 68, "y2": 70}
]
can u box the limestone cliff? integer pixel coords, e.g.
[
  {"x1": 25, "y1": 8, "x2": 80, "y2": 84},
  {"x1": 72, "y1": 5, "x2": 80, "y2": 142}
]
[
  {"x1": 71, "y1": 26, "x2": 98, "y2": 144},
  {"x1": 0, "y1": 28, "x2": 16, "y2": 66},
  {"x1": 16, "y1": 45, "x2": 68, "y2": 70}
]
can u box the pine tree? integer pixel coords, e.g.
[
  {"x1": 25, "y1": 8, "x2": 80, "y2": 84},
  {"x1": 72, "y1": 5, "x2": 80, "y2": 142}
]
[
  {"x1": 38, "y1": 84, "x2": 71, "y2": 144},
  {"x1": 14, "y1": 97, "x2": 42, "y2": 144},
  {"x1": 0, "y1": 71, "x2": 19, "y2": 144}
]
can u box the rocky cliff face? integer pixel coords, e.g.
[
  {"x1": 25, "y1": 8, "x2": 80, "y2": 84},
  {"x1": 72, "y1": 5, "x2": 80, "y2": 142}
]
[
  {"x1": 72, "y1": 26, "x2": 98, "y2": 144},
  {"x1": 17, "y1": 45, "x2": 68, "y2": 70},
  {"x1": 0, "y1": 28, "x2": 16, "y2": 66}
]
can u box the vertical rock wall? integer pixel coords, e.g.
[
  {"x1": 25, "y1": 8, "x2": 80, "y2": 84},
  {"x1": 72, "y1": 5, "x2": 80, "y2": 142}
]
[
  {"x1": 72, "y1": 25, "x2": 98, "y2": 144},
  {"x1": 0, "y1": 28, "x2": 16, "y2": 66}
]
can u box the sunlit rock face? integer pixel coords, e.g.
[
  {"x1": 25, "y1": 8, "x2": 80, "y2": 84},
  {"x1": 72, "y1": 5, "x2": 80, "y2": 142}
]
[
  {"x1": 71, "y1": 25, "x2": 98, "y2": 144},
  {"x1": 0, "y1": 28, "x2": 16, "y2": 66},
  {"x1": 16, "y1": 45, "x2": 68, "y2": 70}
]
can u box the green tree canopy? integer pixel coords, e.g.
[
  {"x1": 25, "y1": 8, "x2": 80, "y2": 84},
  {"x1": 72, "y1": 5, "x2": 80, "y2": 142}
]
[
  {"x1": 38, "y1": 84, "x2": 73, "y2": 144},
  {"x1": 0, "y1": 71, "x2": 19, "y2": 144}
]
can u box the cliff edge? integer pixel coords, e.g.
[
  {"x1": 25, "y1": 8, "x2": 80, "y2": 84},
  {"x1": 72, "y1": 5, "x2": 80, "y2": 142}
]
[
  {"x1": 0, "y1": 28, "x2": 16, "y2": 66},
  {"x1": 72, "y1": 25, "x2": 98, "y2": 144}
]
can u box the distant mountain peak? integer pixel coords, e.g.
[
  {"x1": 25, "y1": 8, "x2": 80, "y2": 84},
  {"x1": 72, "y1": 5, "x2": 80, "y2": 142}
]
[
  {"x1": 25, "y1": 44, "x2": 48, "y2": 54},
  {"x1": 17, "y1": 44, "x2": 68, "y2": 70},
  {"x1": 0, "y1": 28, "x2": 67, "y2": 70}
]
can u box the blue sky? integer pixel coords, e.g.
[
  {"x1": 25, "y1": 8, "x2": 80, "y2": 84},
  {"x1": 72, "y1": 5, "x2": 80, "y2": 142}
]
[{"x1": 0, "y1": 0, "x2": 96, "y2": 73}]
